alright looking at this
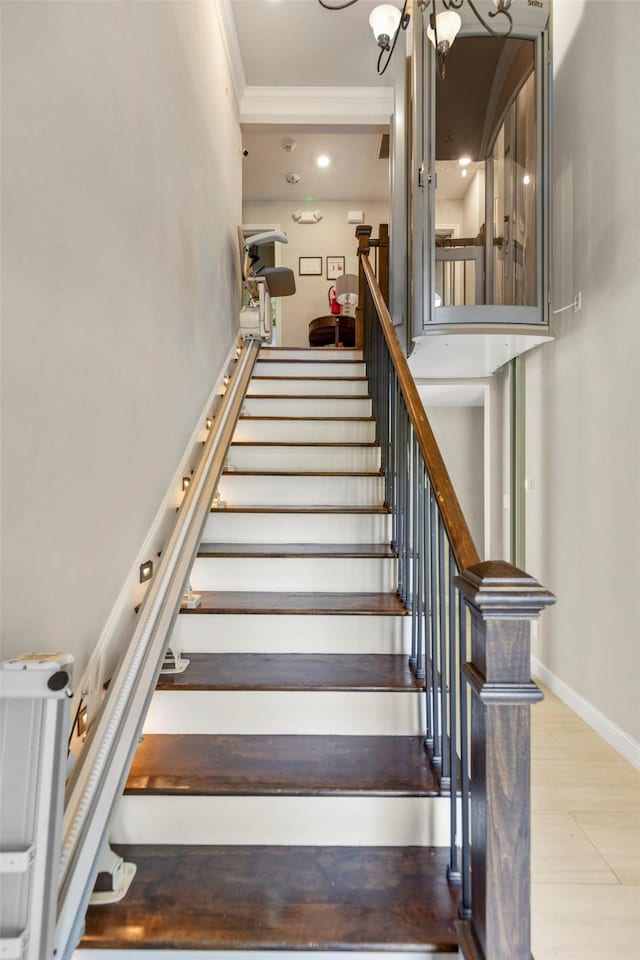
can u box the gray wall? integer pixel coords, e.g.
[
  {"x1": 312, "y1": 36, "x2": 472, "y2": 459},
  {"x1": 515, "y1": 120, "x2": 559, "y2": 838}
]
[
  {"x1": 1, "y1": 2, "x2": 242, "y2": 679},
  {"x1": 524, "y1": 0, "x2": 640, "y2": 747},
  {"x1": 425, "y1": 406, "x2": 485, "y2": 554}
]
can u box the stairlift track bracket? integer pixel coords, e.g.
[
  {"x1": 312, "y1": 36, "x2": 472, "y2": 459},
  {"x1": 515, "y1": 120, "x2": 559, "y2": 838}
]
[
  {"x1": 89, "y1": 845, "x2": 136, "y2": 905},
  {"x1": 160, "y1": 646, "x2": 191, "y2": 674}
]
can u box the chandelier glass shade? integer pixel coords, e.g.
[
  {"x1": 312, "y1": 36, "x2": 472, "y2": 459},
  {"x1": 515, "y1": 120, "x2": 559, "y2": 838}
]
[{"x1": 318, "y1": 0, "x2": 514, "y2": 78}]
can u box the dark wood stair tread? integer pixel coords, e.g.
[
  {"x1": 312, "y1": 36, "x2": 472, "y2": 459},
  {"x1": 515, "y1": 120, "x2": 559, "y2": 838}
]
[
  {"x1": 197, "y1": 543, "x2": 396, "y2": 558},
  {"x1": 251, "y1": 375, "x2": 368, "y2": 381},
  {"x1": 82, "y1": 844, "x2": 459, "y2": 951},
  {"x1": 221, "y1": 470, "x2": 382, "y2": 477},
  {"x1": 157, "y1": 653, "x2": 420, "y2": 692},
  {"x1": 125, "y1": 734, "x2": 436, "y2": 796},
  {"x1": 181, "y1": 591, "x2": 409, "y2": 615},
  {"x1": 257, "y1": 356, "x2": 364, "y2": 363},
  {"x1": 231, "y1": 441, "x2": 379, "y2": 447},
  {"x1": 239, "y1": 415, "x2": 375, "y2": 421},
  {"x1": 210, "y1": 504, "x2": 391, "y2": 514},
  {"x1": 259, "y1": 349, "x2": 361, "y2": 353},
  {"x1": 246, "y1": 393, "x2": 371, "y2": 400}
]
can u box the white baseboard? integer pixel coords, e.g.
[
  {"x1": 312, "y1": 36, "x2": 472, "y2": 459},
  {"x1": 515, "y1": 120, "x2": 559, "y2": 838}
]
[{"x1": 531, "y1": 656, "x2": 640, "y2": 770}]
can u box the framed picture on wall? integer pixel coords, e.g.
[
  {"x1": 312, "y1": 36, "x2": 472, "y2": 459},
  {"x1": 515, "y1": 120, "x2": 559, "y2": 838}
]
[
  {"x1": 327, "y1": 256, "x2": 345, "y2": 280},
  {"x1": 299, "y1": 257, "x2": 323, "y2": 276}
]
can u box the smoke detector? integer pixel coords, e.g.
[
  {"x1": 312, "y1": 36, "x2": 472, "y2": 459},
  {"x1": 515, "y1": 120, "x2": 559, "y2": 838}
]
[
  {"x1": 285, "y1": 172, "x2": 300, "y2": 185},
  {"x1": 282, "y1": 138, "x2": 296, "y2": 152}
]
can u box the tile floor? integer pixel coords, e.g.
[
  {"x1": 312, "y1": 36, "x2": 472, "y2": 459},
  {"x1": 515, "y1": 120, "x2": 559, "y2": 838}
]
[{"x1": 530, "y1": 684, "x2": 640, "y2": 959}]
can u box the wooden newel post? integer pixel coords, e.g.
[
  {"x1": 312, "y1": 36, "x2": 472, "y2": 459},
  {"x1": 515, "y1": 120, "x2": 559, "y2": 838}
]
[
  {"x1": 355, "y1": 225, "x2": 372, "y2": 349},
  {"x1": 454, "y1": 561, "x2": 555, "y2": 960}
]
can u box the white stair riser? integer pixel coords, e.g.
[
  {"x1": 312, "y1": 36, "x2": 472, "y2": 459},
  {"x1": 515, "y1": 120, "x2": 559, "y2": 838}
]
[
  {"x1": 227, "y1": 445, "x2": 381, "y2": 473},
  {"x1": 242, "y1": 397, "x2": 371, "y2": 418},
  {"x1": 171, "y1": 614, "x2": 411, "y2": 655},
  {"x1": 217, "y1": 475, "x2": 384, "y2": 507},
  {"x1": 145, "y1": 691, "x2": 425, "y2": 736},
  {"x1": 191, "y1": 556, "x2": 396, "y2": 593},
  {"x1": 111, "y1": 796, "x2": 451, "y2": 847},
  {"x1": 254, "y1": 361, "x2": 366, "y2": 378},
  {"x1": 202, "y1": 511, "x2": 390, "y2": 543},
  {"x1": 249, "y1": 378, "x2": 368, "y2": 397},
  {"x1": 233, "y1": 419, "x2": 376, "y2": 443},
  {"x1": 259, "y1": 348, "x2": 363, "y2": 361}
]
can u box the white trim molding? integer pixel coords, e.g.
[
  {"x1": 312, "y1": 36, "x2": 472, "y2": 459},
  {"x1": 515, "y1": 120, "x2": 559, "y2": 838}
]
[
  {"x1": 215, "y1": 0, "x2": 247, "y2": 108},
  {"x1": 240, "y1": 86, "x2": 394, "y2": 125},
  {"x1": 532, "y1": 657, "x2": 640, "y2": 770}
]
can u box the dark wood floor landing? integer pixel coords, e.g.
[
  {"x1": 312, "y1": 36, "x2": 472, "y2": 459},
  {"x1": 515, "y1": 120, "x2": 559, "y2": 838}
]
[{"x1": 82, "y1": 845, "x2": 460, "y2": 951}]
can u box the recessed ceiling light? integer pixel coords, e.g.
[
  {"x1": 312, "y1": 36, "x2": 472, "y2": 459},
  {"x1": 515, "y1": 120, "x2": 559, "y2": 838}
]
[
  {"x1": 316, "y1": 155, "x2": 331, "y2": 169},
  {"x1": 461, "y1": 169, "x2": 468, "y2": 178},
  {"x1": 458, "y1": 156, "x2": 471, "y2": 167}
]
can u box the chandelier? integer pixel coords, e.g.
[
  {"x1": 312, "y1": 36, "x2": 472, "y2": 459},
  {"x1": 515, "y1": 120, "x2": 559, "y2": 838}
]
[{"x1": 318, "y1": 0, "x2": 514, "y2": 78}]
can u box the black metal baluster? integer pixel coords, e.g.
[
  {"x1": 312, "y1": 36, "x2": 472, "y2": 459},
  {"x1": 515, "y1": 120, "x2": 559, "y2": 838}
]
[
  {"x1": 415, "y1": 460, "x2": 425, "y2": 681},
  {"x1": 409, "y1": 431, "x2": 418, "y2": 672},
  {"x1": 430, "y1": 494, "x2": 441, "y2": 765},
  {"x1": 459, "y1": 593, "x2": 472, "y2": 918},
  {"x1": 439, "y1": 520, "x2": 450, "y2": 789},
  {"x1": 397, "y1": 400, "x2": 406, "y2": 601},
  {"x1": 447, "y1": 549, "x2": 461, "y2": 885},
  {"x1": 390, "y1": 373, "x2": 397, "y2": 537},
  {"x1": 373, "y1": 317, "x2": 380, "y2": 440},
  {"x1": 403, "y1": 409, "x2": 411, "y2": 614},
  {"x1": 424, "y1": 473, "x2": 434, "y2": 745},
  {"x1": 383, "y1": 350, "x2": 391, "y2": 509}
]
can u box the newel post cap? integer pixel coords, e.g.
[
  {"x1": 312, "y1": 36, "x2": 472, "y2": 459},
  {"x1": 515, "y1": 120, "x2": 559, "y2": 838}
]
[
  {"x1": 356, "y1": 225, "x2": 372, "y2": 256},
  {"x1": 455, "y1": 560, "x2": 555, "y2": 616}
]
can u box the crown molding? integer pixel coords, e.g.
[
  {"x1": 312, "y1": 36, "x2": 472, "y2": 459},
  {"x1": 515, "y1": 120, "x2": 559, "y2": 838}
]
[
  {"x1": 240, "y1": 86, "x2": 395, "y2": 125},
  {"x1": 214, "y1": 0, "x2": 247, "y2": 109}
]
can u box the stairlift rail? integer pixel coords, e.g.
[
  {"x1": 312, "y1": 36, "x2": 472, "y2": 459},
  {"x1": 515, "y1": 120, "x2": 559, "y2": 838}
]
[{"x1": 55, "y1": 339, "x2": 260, "y2": 960}]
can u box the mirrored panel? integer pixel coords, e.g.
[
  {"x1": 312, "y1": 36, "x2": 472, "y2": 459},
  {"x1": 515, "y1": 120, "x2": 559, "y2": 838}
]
[{"x1": 433, "y1": 36, "x2": 537, "y2": 311}]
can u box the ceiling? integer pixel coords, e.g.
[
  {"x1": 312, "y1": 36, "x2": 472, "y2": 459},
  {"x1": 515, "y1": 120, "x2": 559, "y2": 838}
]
[
  {"x1": 230, "y1": 0, "x2": 396, "y2": 88},
  {"x1": 242, "y1": 126, "x2": 389, "y2": 202},
  {"x1": 232, "y1": 0, "x2": 394, "y2": 202},
  {"x1": 436, "y1": 36, "x2": 534, "y2": 161},
  {"x1": 435, "y1": 160, "x2": 483, "y2": 202},
  {"x1": 231, "y1": 3, "x2": 528, "y2": 204}
]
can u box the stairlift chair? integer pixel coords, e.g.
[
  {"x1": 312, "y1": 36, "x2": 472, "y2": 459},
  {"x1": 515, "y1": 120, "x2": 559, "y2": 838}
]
[{"x1": 239, "y1": 228, "x2": 296, "y2": 340}]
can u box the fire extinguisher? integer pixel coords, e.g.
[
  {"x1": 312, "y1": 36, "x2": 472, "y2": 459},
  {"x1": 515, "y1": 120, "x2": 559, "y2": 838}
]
[{"x1": 328, "y1": 286, "x2": 341, "y2": 315}]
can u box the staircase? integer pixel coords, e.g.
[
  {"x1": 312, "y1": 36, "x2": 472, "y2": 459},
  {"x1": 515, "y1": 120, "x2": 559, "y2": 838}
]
[{"x1": 80, "y1": 346, "x2": 460, "y2": 956}]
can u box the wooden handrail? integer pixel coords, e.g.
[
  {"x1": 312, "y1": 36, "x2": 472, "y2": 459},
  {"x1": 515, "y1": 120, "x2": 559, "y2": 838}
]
[
  {"x1": 357, "y1": 226, "x2": 554, "y2": 960},
  {"x1": 359, "y1": 251, "x2": 480, "y2": 573}
]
